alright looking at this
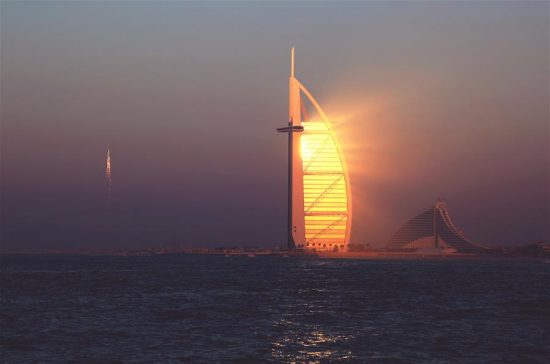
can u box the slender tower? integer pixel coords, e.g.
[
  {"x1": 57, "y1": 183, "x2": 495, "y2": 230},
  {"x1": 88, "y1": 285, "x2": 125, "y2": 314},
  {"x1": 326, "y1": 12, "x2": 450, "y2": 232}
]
[
  {"x1": 276, "y1": 48, "x2": 304, "y2": 249},
  {"x1": 277, "y1": 48, "x2": 352, "y2": 252},
  {"x1": 106, "y1": 147, "x2": 112, "y2": 211}
]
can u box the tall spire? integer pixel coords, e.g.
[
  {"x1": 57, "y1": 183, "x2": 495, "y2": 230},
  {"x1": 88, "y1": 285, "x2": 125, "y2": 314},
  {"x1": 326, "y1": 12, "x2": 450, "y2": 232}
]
[{"x1": 291, "y1": 47, "x2": 295, "y2": 78}]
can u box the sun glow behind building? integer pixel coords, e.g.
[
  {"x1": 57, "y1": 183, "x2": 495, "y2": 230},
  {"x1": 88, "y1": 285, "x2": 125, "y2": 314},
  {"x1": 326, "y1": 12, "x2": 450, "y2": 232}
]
[{"x1": 278, "y1": 49, "x2": 352, "y2": 252}]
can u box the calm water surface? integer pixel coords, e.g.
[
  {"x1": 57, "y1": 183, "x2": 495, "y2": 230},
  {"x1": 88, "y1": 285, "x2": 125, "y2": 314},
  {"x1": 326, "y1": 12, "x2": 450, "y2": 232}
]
[{"x1": 1, "y1": 255, "x2": 549, "y2": 363}]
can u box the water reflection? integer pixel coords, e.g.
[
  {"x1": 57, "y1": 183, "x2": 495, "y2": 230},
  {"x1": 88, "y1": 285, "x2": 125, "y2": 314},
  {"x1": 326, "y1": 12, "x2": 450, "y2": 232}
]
[
  {"x1": 271, "y1": 317, "x2": 356, "y2": 362},
  {"x1": 2, "y1": 256, "x2": 548, "y2": 363}
]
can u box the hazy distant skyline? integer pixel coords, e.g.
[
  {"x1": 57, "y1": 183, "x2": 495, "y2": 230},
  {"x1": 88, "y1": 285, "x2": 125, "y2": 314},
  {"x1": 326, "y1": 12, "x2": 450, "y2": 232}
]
[{"x1": 1, "y1": 1, "x2": 548, "y2": 250}]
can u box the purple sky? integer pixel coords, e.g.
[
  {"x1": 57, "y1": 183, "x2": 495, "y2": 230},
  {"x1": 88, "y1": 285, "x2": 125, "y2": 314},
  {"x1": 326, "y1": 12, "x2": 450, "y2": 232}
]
[{"x1": 1, "y1": 1, "x2": 548, "y2": 250}]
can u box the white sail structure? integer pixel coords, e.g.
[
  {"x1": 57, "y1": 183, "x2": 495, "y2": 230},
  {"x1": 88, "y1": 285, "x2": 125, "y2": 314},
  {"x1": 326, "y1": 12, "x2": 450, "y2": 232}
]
[{"x1": 278, "y1": 48, "x2": 352, "y2": 251}]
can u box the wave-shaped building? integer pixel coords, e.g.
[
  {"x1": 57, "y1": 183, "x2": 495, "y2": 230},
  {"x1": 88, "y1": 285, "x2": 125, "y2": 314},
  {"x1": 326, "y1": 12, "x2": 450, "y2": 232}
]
[
  {"x1": 385, "y1": 202, "x2": 488, "y2": 253},
  {"x1": 277, "y1": 49, "x2": 352, "y2": 252}
]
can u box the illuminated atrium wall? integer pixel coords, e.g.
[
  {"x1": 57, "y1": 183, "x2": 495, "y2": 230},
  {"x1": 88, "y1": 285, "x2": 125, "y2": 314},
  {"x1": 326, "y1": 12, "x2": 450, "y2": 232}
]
[{"x1": 300, "y1": 121, "x2": 349, "y2": 251}]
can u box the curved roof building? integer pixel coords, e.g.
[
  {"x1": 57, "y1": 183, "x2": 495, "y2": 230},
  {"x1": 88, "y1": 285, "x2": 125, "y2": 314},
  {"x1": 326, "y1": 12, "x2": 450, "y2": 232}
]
[
  {"x1": 278, "y1": 49, "x2": 352, "y2": 251},
  {"x1": 386, "y1": 202, "x2": 488, "y2": 253}
]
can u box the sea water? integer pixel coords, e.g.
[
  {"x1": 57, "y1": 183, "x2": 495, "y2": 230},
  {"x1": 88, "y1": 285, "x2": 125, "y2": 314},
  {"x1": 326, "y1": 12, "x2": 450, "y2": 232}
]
[{"x1": 1, "y1": 255, "x2": 549, "y2": 363}]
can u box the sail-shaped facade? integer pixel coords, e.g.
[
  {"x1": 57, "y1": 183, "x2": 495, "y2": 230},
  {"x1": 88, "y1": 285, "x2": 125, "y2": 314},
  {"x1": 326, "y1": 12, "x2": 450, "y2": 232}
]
[
  {"x1": 385, "y1": 202, "x2": 488, "y2": 253},
  {"x1": 278, "y1": 49, "x2": 352, "y2": 251}
]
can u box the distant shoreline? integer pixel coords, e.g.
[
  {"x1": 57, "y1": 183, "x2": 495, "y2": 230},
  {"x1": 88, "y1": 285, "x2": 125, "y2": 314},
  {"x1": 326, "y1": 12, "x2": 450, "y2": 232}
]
[
  {"x1": 1, "y1": 250, "x2": 548, "y2": 262},
  {"x1": 316, "y1": 252, "x2": 549, "y2": 261}
]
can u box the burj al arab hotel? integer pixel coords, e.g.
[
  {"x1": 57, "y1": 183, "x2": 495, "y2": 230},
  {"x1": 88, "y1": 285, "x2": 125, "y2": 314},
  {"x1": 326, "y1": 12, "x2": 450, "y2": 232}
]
[{"x1": 278, "y1": 49, "x2": 352, "y2": 252}]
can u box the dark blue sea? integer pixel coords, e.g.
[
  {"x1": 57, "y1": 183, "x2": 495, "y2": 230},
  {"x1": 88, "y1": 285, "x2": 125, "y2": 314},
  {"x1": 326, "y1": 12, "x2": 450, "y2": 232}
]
[{"x1": 1, "y1": 255, "x2": 549, "y2": 363}]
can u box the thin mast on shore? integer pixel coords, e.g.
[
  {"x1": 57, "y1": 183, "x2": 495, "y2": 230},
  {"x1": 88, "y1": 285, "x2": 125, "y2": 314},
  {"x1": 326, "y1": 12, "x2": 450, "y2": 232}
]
[{"x1": 106, "y1": 147, "x2": 112, "y2": 211}]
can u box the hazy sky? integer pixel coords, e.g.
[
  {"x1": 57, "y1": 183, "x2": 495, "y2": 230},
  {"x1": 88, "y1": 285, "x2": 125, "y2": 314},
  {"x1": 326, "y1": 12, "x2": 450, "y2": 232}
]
[{"x1": 1, "y1": 1, "x2": 548, "y2": 250}]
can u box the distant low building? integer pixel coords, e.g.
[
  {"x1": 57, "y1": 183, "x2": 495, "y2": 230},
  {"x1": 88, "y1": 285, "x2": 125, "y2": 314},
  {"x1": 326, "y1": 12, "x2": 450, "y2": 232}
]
[
  {"x1": 508, "y1": 241, "x2": 550, "y2": 258},
  {"x1": 385, "y1": 201, "x2": 488, "y2": 253}
]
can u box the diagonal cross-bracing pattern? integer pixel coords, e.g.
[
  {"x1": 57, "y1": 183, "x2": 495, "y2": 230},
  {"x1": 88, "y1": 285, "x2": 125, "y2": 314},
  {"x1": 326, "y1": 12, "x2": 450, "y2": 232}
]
[
  {"x1": 303, "y1": 135, "x2": 332, "y2": 173},
  {"x1": 305, "y1": 175, "x2": 344, "y2": 213},
  {"x1": 306, "y1": 216, "x2": 346, "y2": 244}
]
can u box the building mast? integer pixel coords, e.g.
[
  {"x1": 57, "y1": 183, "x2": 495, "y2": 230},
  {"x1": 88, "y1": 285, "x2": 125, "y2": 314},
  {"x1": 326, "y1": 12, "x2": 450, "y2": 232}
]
[
  {"x1": 277, "y1": 47, "x2": 304, "y2": 249},
  {"x1": 287, "y1": 48, "x2": 296, "y2": 249}
]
